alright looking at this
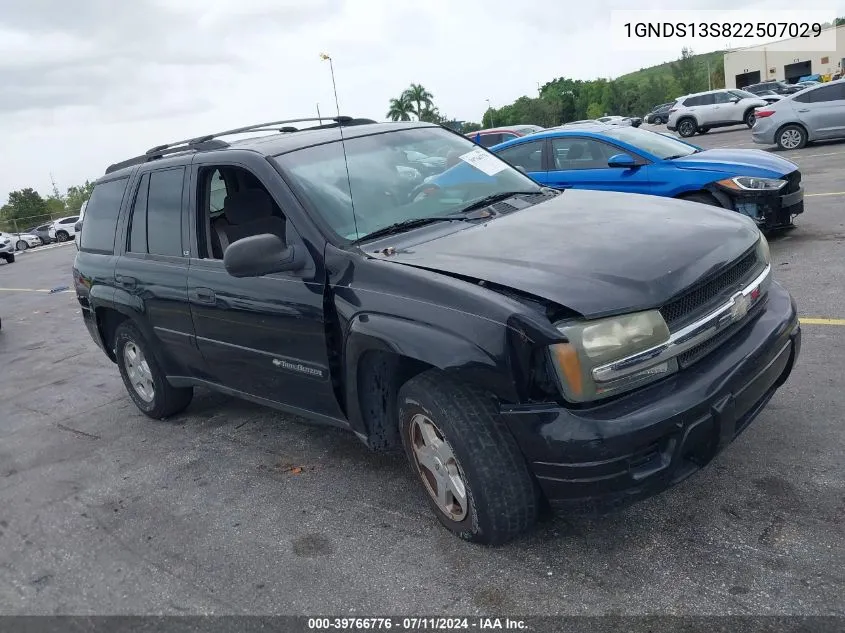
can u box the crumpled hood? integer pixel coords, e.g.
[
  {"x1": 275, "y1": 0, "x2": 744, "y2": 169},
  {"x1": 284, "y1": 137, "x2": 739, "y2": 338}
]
[
  {"x1": 373, "y1": 189, "x2": 761, "y2": 318},
  {"x1": 670, "y1": 148, "x2": 797, "y2": 177}
]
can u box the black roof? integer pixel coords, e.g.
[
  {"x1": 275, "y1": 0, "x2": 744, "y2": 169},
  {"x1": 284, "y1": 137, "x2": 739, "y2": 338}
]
[{"x1": 103, "y1": 117, "x2": 439, "y2": 177}]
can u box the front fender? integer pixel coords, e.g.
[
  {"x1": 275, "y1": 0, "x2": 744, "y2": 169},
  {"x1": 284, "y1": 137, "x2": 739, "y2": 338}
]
[{"x1": 343, "y1": 313, "x2": 517, "y2": 438}]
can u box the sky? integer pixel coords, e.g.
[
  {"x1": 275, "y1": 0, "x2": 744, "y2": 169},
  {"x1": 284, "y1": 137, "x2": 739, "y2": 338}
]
[{"x1": 1, "y1": 0, "x2": 840, "y2": 203}]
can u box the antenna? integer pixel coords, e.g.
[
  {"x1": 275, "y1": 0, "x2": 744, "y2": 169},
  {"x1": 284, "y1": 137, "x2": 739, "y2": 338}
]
[{"x1": 321, "y1": 53, "x2": 359, "y2": 239}]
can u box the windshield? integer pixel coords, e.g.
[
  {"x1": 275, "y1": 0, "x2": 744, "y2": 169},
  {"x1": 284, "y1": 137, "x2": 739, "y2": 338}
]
[
  {"x1": 274, "y1": 127, "x2": 541, "y2": 242},
  {"x1": 602, "y1": 126, "x2": 697, "y2": 159}
]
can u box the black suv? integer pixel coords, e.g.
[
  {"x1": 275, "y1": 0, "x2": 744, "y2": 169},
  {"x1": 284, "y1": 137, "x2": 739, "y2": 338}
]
[{"x1": 74, "y1": 116, "x2": 801, "y2": 544}]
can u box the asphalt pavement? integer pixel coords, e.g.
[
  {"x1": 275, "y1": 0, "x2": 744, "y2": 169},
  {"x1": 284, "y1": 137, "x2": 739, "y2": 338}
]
[{"x1": 1, "y1": 127, "x2": 844, "y2": 616}]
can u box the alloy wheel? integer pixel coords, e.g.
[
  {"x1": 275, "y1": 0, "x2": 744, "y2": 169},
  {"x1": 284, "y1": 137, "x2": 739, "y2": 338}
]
[
  {"x1": 780, "y1": 129, "x2": 803, "y2": 149},
  {"x1": 16, "y1": 241, "x2": 28, "y2": 251},
  {"x1": 409, "y1": 413, "x2": 468, "y2": 521},
  {"x1": 124, "y1": 341, "x2": 155, "y2": 402}
]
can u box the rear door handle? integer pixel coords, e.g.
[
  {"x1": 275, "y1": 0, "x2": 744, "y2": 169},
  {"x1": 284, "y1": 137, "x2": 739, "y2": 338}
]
[
  {"x1": 797, "y1": 108, "x2": 810, "y2": 112},
  {"x1": 115, "y1": 274, "x2": 137, "y2": 289},
  {"x1": 192, "y1": 288, "x2": 216, "y2": 304}
]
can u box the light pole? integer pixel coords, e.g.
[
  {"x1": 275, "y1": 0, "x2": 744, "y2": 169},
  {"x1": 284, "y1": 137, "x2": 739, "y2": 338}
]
[
  {"x1": 319, "y1": 53, "x2": 341, "y2": 118},
  {"x1": 486, "y1": 98, "x2": 494, "y2": 127}
]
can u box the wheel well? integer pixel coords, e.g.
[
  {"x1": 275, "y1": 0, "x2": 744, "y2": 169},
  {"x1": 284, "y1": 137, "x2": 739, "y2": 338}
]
[
  {"x1": 677, "y1": 190, "x2": 722, "y2": 206},
  {"x1": 356, "y1": 350, "x2": 433, "y2": 452},
  {"x1": 95, "y1": 307, "x2": 129, "y2": 362},
  {"x1": 677, "y1": 115, "x2": 696, "y2": 125},
  {"x1": 55, "y1": 229, "x2": 69, "y2": 235},
  {"x1": 743, "y1": 107, "x2": 757, "y2": 119},
  {"x1": 776, "y1": 121, "x2": 808, "y2": 139}
]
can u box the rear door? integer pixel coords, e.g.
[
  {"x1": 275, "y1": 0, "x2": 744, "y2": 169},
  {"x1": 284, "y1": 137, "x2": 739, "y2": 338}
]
[
  {"x1": 797, "y1": 83, "x2": 845, "y2": 139},
  {"x1": 544, "y1": 136, "x2": 651, "y2": 193},
  {"x1": 114, "y1": 166, "x2": 204, "y2": 376}
]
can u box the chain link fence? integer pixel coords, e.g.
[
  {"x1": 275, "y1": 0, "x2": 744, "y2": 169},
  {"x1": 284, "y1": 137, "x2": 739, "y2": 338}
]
[{"x1": 0, "y1": 212, "x2": 67, "y2": 235}]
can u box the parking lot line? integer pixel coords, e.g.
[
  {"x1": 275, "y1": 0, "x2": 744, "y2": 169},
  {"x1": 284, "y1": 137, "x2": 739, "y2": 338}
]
[
  {"x1": 800, "y1": 317, "x2": 845, "y2": 326},
  {"x1": 0, "y1": 287, "x2": 73, "y2": 293},
  {"x1": 805, "y1": 191, "x2": 845, "y2": 197}
]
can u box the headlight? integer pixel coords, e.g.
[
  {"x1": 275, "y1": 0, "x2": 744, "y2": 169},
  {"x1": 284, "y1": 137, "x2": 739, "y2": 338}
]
[
  {"x1": 717, "y1": 176, "x2": 786, "y2": 191},
  {"x1": 548, "y1": 310, "x2": 676, "y2": 403}
]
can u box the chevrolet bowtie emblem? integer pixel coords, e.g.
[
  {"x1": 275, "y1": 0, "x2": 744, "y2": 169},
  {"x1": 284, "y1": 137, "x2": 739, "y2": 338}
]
[{"x1": 730, "y1": 291, "x2": 750, "y2": 321}]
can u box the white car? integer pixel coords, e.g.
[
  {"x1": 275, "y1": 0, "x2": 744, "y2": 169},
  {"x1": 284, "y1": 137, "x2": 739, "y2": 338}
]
[
  {"x1": 666, "y1": 89, "x2": 768, "y2": 138},
  {"x1": 11, "y1": 232, "x2": 41, "y2": 251},
  {"x1": 49, "y1": 215, "x2": 81, "y2": 242},
  {"x1": 596, "y1": 116, "x2": 633, "y2": 126},
  {"x1": 0, "y1": 233, "x2": 18, "y2": 263}
]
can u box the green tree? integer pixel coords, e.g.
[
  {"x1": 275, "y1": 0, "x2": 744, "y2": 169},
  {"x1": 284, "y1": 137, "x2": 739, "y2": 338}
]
[
  {"x1": 586, "y1": 102, "x2": 604, "y2": 119},
  {"x1": 65, "y1": 181, "x2": 95, "y2": 214},
  {"x1": 2, "y1": 188, "x2": 49, "y2": 223},
  {"x1": 462, "y1": 122, "x2": 482, "y2": 133},
  {"x1": 46, "y1": 197, "x2": 66, "y2": 217},
  {"x1": 386, "y1": 95, "x2": 414, "y2": 121},
  {"x1": 402, "y1": 84, "x2": 434, "y2": 119},
  {"x1": 672, "y1": 47, "x2": 704, "y2": 95}
]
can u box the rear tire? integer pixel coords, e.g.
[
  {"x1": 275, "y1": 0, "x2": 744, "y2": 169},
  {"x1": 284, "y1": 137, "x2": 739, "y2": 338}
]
[
  {"x1": 398, "y1": 370, "x2": 539, "y2": 545},
  {"x1": 114, "y1": 321, "x2": 193, "y2": 419},
  {"x1": 16, "y1": 240, "x2": 28, "y2": 251},
  {"x1": 776, "y1": 124, "x2": 807, "y2": 150},
  {"x1": 677, "y1": 118, "x2": 697, "y2": 137},
  {"x1": 56, "y1": 231, "x2": 69, "y2": 242},
  {"x1": 744, "y1": 109, "x2": 757, "y2": 128}
]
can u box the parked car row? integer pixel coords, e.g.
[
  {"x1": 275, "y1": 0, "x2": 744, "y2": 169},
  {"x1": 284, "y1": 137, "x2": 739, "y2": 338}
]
[{"x1": 0, "y1": 213, "x2": 85, "y2": 262}]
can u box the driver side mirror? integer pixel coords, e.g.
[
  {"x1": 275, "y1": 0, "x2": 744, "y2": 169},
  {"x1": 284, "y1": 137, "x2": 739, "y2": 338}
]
[
  {"x1": 223, "y1": 234, "x2": 305, "y2": 278},
  {"x1": 607, "y1": 153, "x2": 638, "y2": 169}
]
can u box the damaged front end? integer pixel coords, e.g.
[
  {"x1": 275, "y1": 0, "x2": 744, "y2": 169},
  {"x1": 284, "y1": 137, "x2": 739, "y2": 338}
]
[{"x1": 710, "y1": 169, "x2": 804, "y2": 232}]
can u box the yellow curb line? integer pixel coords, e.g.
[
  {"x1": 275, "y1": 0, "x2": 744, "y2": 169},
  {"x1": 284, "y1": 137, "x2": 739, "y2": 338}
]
[
  {"x1": 805, "y1": 191, "x2": 845, "y2": 197},
  {"x1": 800, "y1": 317, "x2": 845, "y2": 326}
]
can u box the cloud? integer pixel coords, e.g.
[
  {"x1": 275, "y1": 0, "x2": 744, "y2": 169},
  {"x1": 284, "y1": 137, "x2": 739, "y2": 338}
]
[{"x1": 0, "y1": 0, "x2": 795, "y2": 202}]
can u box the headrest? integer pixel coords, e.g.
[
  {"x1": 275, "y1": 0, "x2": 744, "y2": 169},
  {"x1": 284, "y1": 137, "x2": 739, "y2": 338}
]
[{"x1": 223, "y1": 189, "x2": 275, "y2": 225}]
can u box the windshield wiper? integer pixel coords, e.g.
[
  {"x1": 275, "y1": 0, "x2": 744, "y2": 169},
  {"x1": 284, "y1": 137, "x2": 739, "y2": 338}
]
[
  {"x1": 455, "y1": 190, "x2": 541, "y2": 215},
  {"x1": 352, "y1": 216, "x2": 475, "y2": 244}
]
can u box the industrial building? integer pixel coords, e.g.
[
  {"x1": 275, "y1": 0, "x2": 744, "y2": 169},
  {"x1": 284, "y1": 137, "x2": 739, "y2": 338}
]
[{"x1": 724, "y1": 24, "x2": 845, "y2": 88}]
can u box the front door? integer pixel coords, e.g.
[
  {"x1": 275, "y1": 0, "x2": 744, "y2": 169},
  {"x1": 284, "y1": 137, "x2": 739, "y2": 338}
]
[
  {"x1": 796, "y1": 83, "x2": 845, "y2": 139},
  {"x1": 186, "y1": 158, "x2": 345, "y2": 422},
  {"x1": 543, "y1": 136, "x2": 651, "y2": 194}
]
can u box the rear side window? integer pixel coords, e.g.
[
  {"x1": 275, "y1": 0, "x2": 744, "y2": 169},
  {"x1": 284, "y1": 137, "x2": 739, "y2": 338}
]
[
  {"x1": 78, "y1": 178, "x2": 129, "y2": 253},
  {"x1": 808, "y1": 83, "x2": 845, "y2": 102},
  {"x1": 127, "y1": 168, "x2": 185, "y2": 257},
  {"x1": 478, "y1": 133, "x2": 503, "y2": 147}
]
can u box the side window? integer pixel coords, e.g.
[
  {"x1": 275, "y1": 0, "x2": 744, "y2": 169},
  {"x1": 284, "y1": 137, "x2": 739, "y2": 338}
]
[
  {"x1": 78, "y1": 178, "x2": 129, "y2": 253},
  {"x1": 499, "y1": 133, "x2": 518, "y2": 142},
  {"x1": 698, "y1": 93, "x2": 716, "y2": 106},
  {"x1": 128, "y1": 174, "x2": 150, "y2": 254},
  {"x1": 551, "y1": 137, "x2": 623, "y2": 170},
  {"x1": 713, "y1": 92, "x2": 733, "y2": 104},
  {"x1": 478, "y1": 133, "x2": 502, "y2": 147},
  {"x1": 199, "y1": 166, "x2": 288, "y2": 260},
  {"x1": 209, "y1": 169, "x2": 227, "y2": 214},
  {"x1": 126, "y1": 169, "x2": 185, "y2": 257},
  {"x1": 683, "y1": 96, "x2": 701, "y2": 107},
  {"x1": 810, "y1": 84, "x2": 845, "y2": 102},
  {"x1": 794, "y1": 91, "x2": 812, "y2": 103},
  {"x1": 496, "y1": 140, "x2": 544, "y2": 172}
]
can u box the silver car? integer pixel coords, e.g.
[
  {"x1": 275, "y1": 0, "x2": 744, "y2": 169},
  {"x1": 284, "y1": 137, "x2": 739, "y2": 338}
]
[{"x1": 752, "y1": 80, "x2": 845, "y2": 150}]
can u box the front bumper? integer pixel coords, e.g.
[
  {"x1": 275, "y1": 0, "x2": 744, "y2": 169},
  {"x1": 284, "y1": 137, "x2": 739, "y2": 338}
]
[
  {"x1": 501, "y1": 281, "x2": 800, "y2": 507},
  {"x1": 711, "y1": 178, "x2": 803, "y2": 231}
]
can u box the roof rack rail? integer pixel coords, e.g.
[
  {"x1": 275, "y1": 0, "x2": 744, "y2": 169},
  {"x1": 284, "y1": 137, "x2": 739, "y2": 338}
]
[{"x1": 105, "y1": 115, "x2": 375, "y2": 174}]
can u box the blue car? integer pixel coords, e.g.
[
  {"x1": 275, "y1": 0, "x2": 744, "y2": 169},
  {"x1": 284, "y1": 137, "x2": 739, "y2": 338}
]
[{"x1": 477, "y1": 125, "x2": 804, "y2": 231}]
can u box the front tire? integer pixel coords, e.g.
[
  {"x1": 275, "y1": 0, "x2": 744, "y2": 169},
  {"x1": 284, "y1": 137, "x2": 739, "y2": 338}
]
[
  {"x1": 398, "y1": 370, "x2": 539, "y2": 545},
  {"x1": 56, "y1": 231, "x2": 69, "y2": 242},
  {"x1": 2, "y1": 254, "x2": 15, "y2": 264},
  {"x1": 114, "y1": 321, "x2": 193, "y2": 419},
  {"x1": 776, "y1": 124, "x2": 807, "y2": 150},
  {"x1": 16, "y1": 240, "x2": 28, "y2": 251},
  {"x1": 677, "y1": 118, "x2": 697, "y2": 137},
  {"x1": 697, "y1": 127, "x2": 710, "y2": 134}
]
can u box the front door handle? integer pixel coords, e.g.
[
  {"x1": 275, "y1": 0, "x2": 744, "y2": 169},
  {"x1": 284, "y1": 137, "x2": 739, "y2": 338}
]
[
  {"x1": 797, "y1": 108, "x2": 810, "y2": 112},
  {"x1": 115, "y1": 274, "x2": 137, "y2": 289},
  {"x1": 192, "y1": 288, "x2": 216, "y2": 304}
]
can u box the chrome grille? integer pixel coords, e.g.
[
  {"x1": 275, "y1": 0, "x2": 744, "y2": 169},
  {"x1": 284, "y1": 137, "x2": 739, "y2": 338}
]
[
  {"x1": 676, "y1": 297, "x2": 767, "y2": 368},
  {"x1": 659, "y1": 249, "x2": 762, "y2": 329}
]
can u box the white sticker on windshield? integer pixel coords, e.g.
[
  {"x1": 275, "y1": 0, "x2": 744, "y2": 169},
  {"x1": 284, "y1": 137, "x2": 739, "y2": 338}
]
[{"x1": 458, "y1": 148, "x2": 507, "y2": 176}]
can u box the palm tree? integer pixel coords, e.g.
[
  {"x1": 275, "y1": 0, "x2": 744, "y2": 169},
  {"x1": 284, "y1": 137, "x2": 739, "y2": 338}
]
[
  {"x1": 403, "y1": 84, "x2": 434, "y2": 120},
  {"x1": 386, "y1": 95, "x2": 414, "y2": 121}
]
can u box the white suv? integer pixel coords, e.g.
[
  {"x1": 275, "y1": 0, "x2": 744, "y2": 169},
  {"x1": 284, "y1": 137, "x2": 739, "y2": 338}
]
[
  {"x1": 667, "y1": 89, "x2": 768, "y2": 138},
  {"x1": 49, "y1": 215, "x2": 81, "y2": 242}
]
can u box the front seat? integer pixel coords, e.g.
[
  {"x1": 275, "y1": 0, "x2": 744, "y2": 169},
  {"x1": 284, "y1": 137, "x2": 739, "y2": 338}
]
[{"x1": 210, "y1": 189, "x2": 286, "y2": 257}]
